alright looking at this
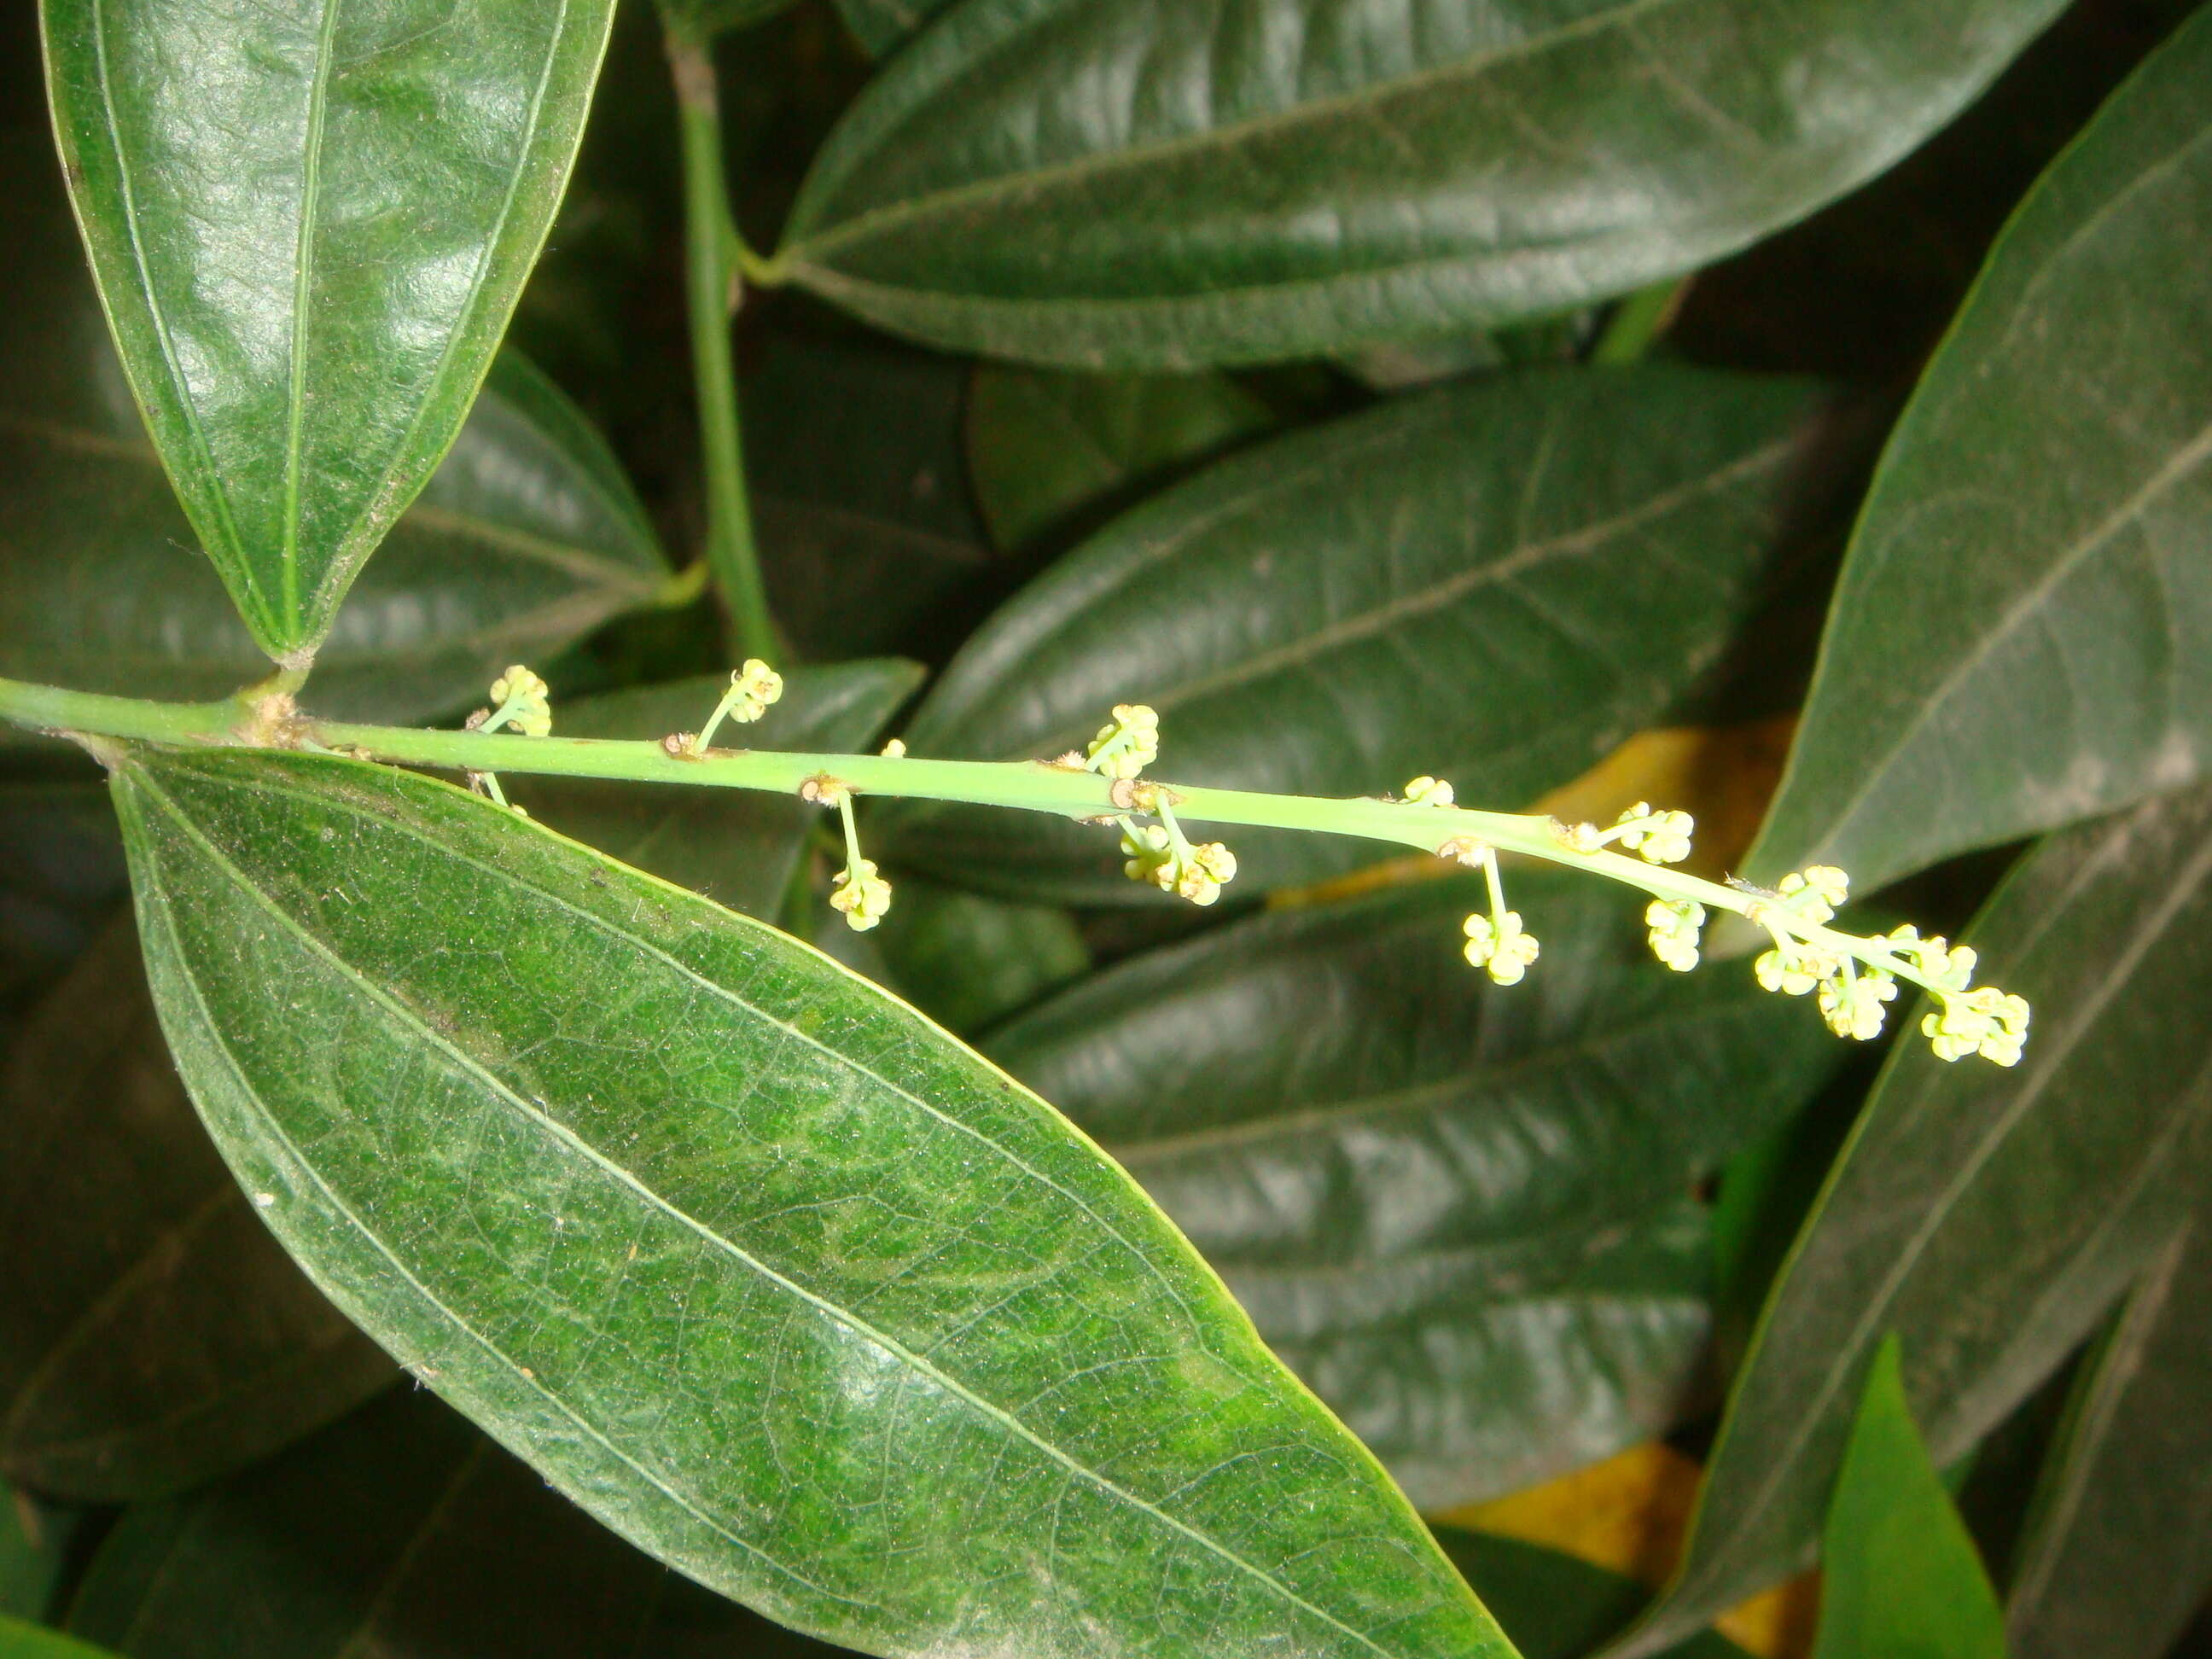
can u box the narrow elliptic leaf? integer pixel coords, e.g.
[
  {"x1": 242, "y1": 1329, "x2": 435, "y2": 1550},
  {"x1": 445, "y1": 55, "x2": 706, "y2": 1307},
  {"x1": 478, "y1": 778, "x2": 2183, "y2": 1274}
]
[
  {"x1": 66, "y1": 1386, "x2": 838, "y2": 1659},
  {"x1": 110, "y1": 744, "x2": 1514, "y2": 1659},
  {"x1": 777, "y1": 0, "x2": 2064, "y2": 368},
  {"x1": 887, "y1": 366, "x2": 1831, "y2": 900},
  {"x1": 1811, "y1": 1336, "x2": 2005, "y2": 1659},
  {"x1": 1, "y1": 1494, "x2": 79, "y2": 1623},
  {"x1": 1746, "y1": 7, "x2": 2212, "y2": 894},
  {"x1": 987, "y1": 874, "x2": 1839, "y2": 1504},
  {"x1": 523, "y1": 660, "x2": 924, "y2": 919},
  {"x1": 0, "y1": 154, "x2": 667, "y2": 724},
  {"x1": 832, "y1": 0, "x2": 944, "y2": 56},
  {"x1": 0, "y1": 919, "x2": 392, "y2": 1501},
  {"x1": 0, "y1": 1617, "x2": 114, "y2": 1659},
  {"x1": 1434, "y1": 1529, "x2": 1752, "y2": 1659},
  {"x1": 1615, "y1": 783, "x2": 2212, "y2": 1656},
  {"x1": 872, "y1": 881, "x2": 1091, "y2": 1035},
  {"x1": 42, "y1": 0, "x2": 620, "y2": 661},
  {"x1": 967, "y1": 365, "x2": 1279, "y2": 552},
  {"x1": 2005, "y1": 1217, "x2": 2212, "y2": 1659}
]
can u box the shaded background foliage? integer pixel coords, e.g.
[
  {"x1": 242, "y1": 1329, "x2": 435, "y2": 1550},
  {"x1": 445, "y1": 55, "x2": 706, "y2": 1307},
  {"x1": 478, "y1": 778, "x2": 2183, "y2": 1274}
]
[{"x1": 2, "y1": 0, "x2": 2209, "y2": 1657}]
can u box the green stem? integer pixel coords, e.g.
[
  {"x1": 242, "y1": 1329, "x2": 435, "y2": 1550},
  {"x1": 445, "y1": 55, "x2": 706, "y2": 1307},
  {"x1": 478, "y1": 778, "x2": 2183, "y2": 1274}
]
[
  {"x1": 669, "y1": 31, "x2": 777, "y2": 663},
  {"x1": 1591, "y1": 276, "x2": 1691, "y2": 366},
  {"x1": 0, "y1": 670, "x2": 1961, "y2": 1006}
]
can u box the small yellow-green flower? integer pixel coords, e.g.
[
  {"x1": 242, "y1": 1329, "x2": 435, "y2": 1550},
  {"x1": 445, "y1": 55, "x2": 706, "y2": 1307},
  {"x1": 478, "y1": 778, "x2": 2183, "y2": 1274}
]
[
  {"x1": 1776, "y1": 865, "x2": 1850, "y2": 925},
  {"x1": 1403, "y1": 776, "x2": 1455, "y2": 806},
  {"x1": 1086, "y1": 704, "x2": 1161, "y2": 779},
  {"x1": 830, "y1": 858, "x2": 894, "y2": 932},
  {"x1": 1615, "y1": 803, "x2": 1694, "y2": 866},
  {"x1": 1645, "y1": 899, "x2": 1706, "y2": 972},
  {"x1": 725, "y1": 659, "x2": 785, "y2": 725},
  {"x1": 1819, "y1": 969, "x2": 1898, "y2": 1041},
  {"x1": 1924, "y1": 987, "x2": 2031, "y2": 1067},
  {"x1": 1464, "y1": 911, "x2": 1540, "y2": 986},
  {"x1": 486, "y1": 666, "x2": 552, "y2": 737}
]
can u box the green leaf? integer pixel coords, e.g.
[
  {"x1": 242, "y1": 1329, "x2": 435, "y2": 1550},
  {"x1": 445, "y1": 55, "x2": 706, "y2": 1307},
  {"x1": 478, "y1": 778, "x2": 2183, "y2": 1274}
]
[
  {"x1": 777, "y1": 0, "x2": 2064, "y2": 368},
  {"x1": 1615, "y1": 783, "x2": 2212, "y2": 1656},
  {"x1": 66, "y1": 1386, "x2": 835, "y2": 1659},
  {"x1": 987, "y1": 873, "x2": 1840, "y2": 1505},
  {"x1": 885, "y1": 365, "x2": 1832, "y2": 900},
  {"x1": 110, "y1": 743, "x2": 1516, "y2": 1659},
  {"x1": 0, "y1": 1617, "x2": 114, "y2": 1659},
  {"x1": 1811, "y1": 1336, "x2": 2005, "y2": 1659},
  {"x1": 2005, "y1": 1215, "x2": 2212, "y2": 1659},
  {"x1": 0, "y1": 917, "x2": 393, "y2": 1501},
  {"x1": 1, "y1": 1493, "x2": 79, "y2": 1624},
  {"x1": 42, "y1": 0, "x2": 620, "y2": 661},
  {"x1": 746, "y1": 333, "x2": 997, "y2": 662},
  {"x1": 0, "y1": 151, "x2": 669, "y2": 723},
  {"x1": 967, "y1": 365, "x2": 1279, "y2": 552},
  {"x1": 872, "y1": 880, "x2": 1091, "y2": 1034},
  {"x1": 521, "y1": 660, "x2": 924, "y2": 919},
  {"x1": 832, "y1": 0, "x2": 942, "y2": 57},
  {"x1": 1746, "y1": 5, "x2": 2212, "y2": 894},
  {"x1": 1434, "y1": 1529, "x2": 1751, "y2": 1659}
]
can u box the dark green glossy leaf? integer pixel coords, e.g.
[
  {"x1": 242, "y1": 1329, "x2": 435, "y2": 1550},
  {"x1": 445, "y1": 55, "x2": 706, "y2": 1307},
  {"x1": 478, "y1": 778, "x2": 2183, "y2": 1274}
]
[
  {"x1": 1812, "y1": 1336, "x2": 2005, "y2": 1659},
  {"x1": 0, "y1": 918, "x2": 393, "y2": 1501},
  {"x1": 111, "y1": 744, "x2": 1514, "y2": 1659},
  {"x1": 1746, "y1": 7, "x2": 2212, "y2": 894},
  {"x1": 871, "y1": 880, "x2": 1091, "y2": 1034},
  {"x1": 522, "y1": 660, "x2": 923, "y2": 918},
  {"x1": 0, "y1": 1617, "x2": 113, "y2": 1659},
  {"x1": 777, "y1": 0, "x2": 2063, "y2": 368},
  {"x1": 2005, "y1": 1215, "x2": 2212, "y2": 1659},
  {"x1": 746, "y1": 333, "x2": 996, "y2": 663},
  {"x1": 1435, "y1": 1529, "x2": 1750, "y2": 1659},
  {"x1": 1617, "y1": 783, "x2": 2212, "y2": 1656},
  {"x1": 886, "y1": 365, "x2": 1831, "y2": 900},
  {"x1": 66, "y1": 1386, "x2": 836, "y2": 1659},
  {"x1": 43, "y1": 0, "x2": 620, "y2": 661},
  {"x1": 988, "y1": 874, "x2": 1839, "y2": 1504},
  {"x1": 967, "y1": 365, "x2": 1278, "y2": 552},
  {"x1": 832, "y1": 0, "x2": 941, "y2": 57},
  {"x1": 0, "y1": 152, "x2": 669, "y2": 724}
]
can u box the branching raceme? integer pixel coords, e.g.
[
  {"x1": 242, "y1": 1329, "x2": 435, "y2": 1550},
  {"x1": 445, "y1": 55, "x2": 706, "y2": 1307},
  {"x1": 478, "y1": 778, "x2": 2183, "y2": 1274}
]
[{"x1": 0, "y1": 662, "x2": 2029, "y2": 1067}]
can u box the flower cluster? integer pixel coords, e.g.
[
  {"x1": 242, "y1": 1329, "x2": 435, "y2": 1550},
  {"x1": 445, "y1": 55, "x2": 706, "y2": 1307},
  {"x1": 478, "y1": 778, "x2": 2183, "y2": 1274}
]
[
  {"x1": 1645, "y1": 899, "x2": 1705, "y2": 972},
  {"x1": 1743, "y1": 870, "x2": 2029, "y2": 1064},
  {"x1": 1121, "y1": 821, "x2": 1237, "y2": 905},
  {"x1": 680, "y1": 659, "x2": 786, "y2": 756},
  {"x1": 1554, "y1": 802, "x2": 1696, "y2": 865},
  {"x1": 830, "y1": 858, "x2": 894, "y2": 932},
  {"x1": 1085, "y1": 704, "x2": 1161, "y2": 780},
  {"x1": 484, "y1": 667, "x2": 552, "y2": 738},
  {"x1": 1463, "y1": 909, "x2": 1540, "y2": 985}
]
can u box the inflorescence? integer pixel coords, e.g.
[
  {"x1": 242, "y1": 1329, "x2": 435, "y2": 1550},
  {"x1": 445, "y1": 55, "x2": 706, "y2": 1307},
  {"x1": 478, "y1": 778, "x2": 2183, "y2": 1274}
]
[{"x1": 463, "y1": 667, "x2": 2029, "y2": 1066}]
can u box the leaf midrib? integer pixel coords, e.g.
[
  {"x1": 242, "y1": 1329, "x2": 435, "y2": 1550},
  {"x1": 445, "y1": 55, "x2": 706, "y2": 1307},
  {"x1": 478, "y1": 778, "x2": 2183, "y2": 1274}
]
[
  {"x1": 789, "y1": 0, "x2": 1686, "y2": 259},
  {"x1": 130, "y1": 759, "x2": 1414, "y2": 1659}
]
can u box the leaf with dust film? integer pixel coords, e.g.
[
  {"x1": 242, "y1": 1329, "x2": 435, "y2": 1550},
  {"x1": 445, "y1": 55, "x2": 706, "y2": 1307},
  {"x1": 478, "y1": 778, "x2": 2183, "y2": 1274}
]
[
  {"x1": 780, "y1": 0, "x2": 2064, "y2": 367},
  {"x1": 0, "y1": 917, "x2": 391, "y2": 1502},
  {"x1": 0, "y1": 145, "x2": 667, "y2": 725},
  {"x1": 987, "y1": 872, "x2": 1842, "y2": 1508},
  {"x1": 521, "y1": 659, "x2": 923, "y2": 920},
  {"x1": 109, "y1": 742, "x2": 1517, "y2": 1659},
  {"x1": 1615, "y1": 782, "x2": 2212, "y2": 1656},
  {"x1": 1747, "y1": 5, "x2": 2212, "y2": 894},
  {"x1": 2004, "y1": 1214, "x2": 2212, "y2": 1659},
  {"x1": 884, "y1": 364, "x2": 1837, "y2": 902},
  {"x1": 42, "y1": 0, "x2": 620, "y2": 660},
  {"x1": 66, "y1": 1385, "x2": 841, "y2": 1659}
]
